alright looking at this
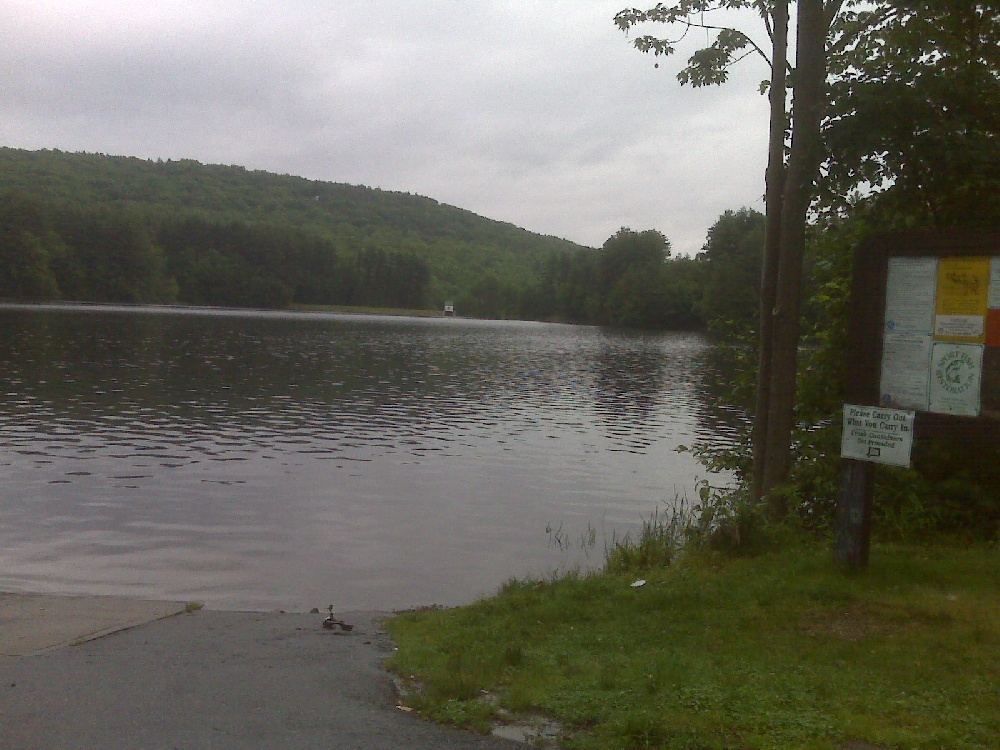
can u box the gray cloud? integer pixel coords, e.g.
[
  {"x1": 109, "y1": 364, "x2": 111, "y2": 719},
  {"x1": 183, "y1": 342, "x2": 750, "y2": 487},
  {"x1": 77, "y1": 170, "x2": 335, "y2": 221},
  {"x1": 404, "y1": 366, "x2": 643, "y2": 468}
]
[{"x1": 0, "y1": 0, "x2": 770, "y2": 253}]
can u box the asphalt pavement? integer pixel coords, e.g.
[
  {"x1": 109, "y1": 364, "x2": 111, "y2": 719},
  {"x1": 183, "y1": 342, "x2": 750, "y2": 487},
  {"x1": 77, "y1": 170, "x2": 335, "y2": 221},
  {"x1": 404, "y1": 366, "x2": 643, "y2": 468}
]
[{"x1": 0, "y1": 595, "x2": 528, "y2": 750}]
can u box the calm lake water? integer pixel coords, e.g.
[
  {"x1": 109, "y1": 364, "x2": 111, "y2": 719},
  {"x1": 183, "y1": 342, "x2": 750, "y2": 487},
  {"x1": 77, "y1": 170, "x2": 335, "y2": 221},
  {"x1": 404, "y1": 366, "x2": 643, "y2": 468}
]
[{"x1": 0, "y1": 304, "x2": 737, "y2": 611}]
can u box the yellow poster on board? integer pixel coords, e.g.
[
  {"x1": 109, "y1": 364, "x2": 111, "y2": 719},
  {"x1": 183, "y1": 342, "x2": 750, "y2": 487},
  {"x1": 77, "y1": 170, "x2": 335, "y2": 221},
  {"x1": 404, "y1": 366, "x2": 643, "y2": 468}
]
[{"x1": 934, "y1": 257, "x2": 990, "y2": 342}]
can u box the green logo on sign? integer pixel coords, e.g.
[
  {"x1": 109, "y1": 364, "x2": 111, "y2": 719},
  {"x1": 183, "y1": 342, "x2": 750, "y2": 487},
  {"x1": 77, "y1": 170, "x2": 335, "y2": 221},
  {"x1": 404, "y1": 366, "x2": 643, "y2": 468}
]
[{"x1": 935, "y1": 349, "x2": 976, "y2": 395}]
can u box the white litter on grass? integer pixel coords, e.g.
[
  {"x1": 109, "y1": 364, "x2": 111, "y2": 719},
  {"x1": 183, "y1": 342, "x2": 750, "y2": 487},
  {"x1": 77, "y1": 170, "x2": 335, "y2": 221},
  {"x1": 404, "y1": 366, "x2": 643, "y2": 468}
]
[{"x1": 630, "y1": 579, "x2": 646, "y2": 588}]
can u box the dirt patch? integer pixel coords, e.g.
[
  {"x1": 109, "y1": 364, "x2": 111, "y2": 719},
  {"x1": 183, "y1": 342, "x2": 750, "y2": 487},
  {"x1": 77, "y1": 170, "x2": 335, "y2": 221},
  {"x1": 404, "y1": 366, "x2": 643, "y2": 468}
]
[{"x1": 798, "y1": 606, "x2": 914, "y2": 642}]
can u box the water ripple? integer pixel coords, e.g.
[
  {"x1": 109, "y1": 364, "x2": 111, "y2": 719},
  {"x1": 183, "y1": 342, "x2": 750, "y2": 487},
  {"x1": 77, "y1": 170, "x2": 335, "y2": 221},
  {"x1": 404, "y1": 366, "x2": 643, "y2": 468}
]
[{"x1": 0, "y1": 305, "x2": 737, "y2": 610}]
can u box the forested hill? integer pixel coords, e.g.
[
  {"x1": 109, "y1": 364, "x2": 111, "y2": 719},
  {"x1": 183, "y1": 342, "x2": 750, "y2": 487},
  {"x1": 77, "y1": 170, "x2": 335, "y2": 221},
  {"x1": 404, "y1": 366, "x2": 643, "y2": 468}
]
[{"x1": 0, "y1": 147, "x2": 588, "y2": 311}]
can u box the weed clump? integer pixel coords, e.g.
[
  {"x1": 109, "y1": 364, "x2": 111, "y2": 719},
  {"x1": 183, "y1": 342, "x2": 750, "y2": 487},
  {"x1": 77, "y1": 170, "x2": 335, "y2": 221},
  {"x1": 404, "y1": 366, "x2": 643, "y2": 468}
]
[{"x1": 604, "y1": 507, "x2": 686, "y2": 574}]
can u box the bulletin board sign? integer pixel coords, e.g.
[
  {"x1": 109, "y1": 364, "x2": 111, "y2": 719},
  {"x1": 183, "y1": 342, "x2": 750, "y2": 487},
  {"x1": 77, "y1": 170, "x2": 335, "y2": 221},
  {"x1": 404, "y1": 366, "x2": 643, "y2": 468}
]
[
  {"x1": 845, "y1": 230, "x2": 1000, "y2": 433},
  {"x1": 837, "y1": 229, "x2": 1000, "y2": 568}
]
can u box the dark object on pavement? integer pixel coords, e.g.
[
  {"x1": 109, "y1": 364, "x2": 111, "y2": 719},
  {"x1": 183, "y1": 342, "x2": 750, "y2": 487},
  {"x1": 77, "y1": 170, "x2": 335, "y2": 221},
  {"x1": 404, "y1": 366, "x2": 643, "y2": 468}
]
[{"x1": 324, "y1": 605, "x2": 353, "y2": 632}]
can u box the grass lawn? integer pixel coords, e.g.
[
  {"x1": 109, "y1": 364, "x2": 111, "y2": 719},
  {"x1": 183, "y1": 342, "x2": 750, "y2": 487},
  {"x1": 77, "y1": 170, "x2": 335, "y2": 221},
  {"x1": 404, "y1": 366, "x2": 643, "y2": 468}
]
[{"x1": 385, "y1": 542, "x2": 999, "y2": 749}]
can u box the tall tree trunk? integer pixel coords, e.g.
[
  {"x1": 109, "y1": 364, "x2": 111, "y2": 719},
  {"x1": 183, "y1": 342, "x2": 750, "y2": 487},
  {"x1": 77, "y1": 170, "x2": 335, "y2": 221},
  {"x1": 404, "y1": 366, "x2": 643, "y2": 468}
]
[
  {"x1": 751, "y1": 0, "x2": 789, "y2": 503},
  {"x1": 760, "y1": 0, "x2": 829, "y2": 511}
]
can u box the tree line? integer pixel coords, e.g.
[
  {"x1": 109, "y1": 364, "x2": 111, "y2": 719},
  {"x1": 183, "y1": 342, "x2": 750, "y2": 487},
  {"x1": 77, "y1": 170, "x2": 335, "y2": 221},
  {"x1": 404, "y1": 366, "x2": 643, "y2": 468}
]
[
  {"x1": 0, "y1": 192, "x2": 434, "y2": 310},
  {"x1": 0, "y1": 147, "x2": 584, "y2": 307},
  {"x1": 0, "y1": 169, "x2": 770, "y2": 330}
]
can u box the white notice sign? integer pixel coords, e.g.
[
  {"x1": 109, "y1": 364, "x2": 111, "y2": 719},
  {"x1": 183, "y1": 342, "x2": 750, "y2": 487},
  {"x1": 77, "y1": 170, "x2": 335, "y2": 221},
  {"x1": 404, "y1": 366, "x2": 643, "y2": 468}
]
[
  {"x1": 841, "y1": 405, "x2": 915, "y2": 467},
  {"x1": 879, "y1": 333, "x2": 931, "y2": 411},
  {"x1": 928, "y1": 343, "x2": 983, "y2": 417},
  {"x1": 884, "y1": 257, "x2": 937, "y2": 334},
  {"x1": 935, "y1": 315, "x2": 985, "y2": 338},
  {"x1": 990, "y1": 257, "x2": 1000, "y2": 308}
]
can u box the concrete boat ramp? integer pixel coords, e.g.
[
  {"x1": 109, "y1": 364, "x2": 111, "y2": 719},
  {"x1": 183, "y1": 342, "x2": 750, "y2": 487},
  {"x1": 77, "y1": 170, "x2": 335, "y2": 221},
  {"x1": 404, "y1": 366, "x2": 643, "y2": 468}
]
[{"x1": 0, "y1": 592, "x2": 189, "y2": 656}]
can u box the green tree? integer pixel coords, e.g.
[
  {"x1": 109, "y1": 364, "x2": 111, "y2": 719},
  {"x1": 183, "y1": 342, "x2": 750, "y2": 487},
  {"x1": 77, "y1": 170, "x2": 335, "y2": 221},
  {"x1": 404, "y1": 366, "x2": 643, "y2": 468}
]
[
  {"x1": 0, "y1": 191, "x2": 61, "y2": 300},
  {"x1": 823, "y1": 1, "x2": 1000, "y2": 227},
  {"x1": 173, "y1": 247, "x2": 243, "y2": 306},
  {"x1": 697, "y1": 208, "x2": 765, "y2": 331},
  {"x1": 616, "y1": 1, "x2": 846, "y2": 511},
  {"x1": 606, "y1": 266, "x2": 670, "y2": 328},
  {"x1": 552, "y1": 251, "x2": 598, "y2": 323},
  {"x1": 458, "y1": 271, "x2": 519, "y2": 319},
  {"x1": 594, "y1": 228, "x2": 671, "y2": 325},
  {"x1": 51, "y1": 208, "x2": 177, "y2": 303}
]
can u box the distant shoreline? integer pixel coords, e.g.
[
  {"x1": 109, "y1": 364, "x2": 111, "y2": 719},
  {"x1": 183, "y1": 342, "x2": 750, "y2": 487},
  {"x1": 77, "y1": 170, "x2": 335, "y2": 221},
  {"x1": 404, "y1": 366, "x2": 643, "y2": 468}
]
[
  {"x1": 0, "y1": 299, "x2": 451, "y2": 319},
  {"x1": 289, "y1": 302, "x2": 446, "y2": 318}
]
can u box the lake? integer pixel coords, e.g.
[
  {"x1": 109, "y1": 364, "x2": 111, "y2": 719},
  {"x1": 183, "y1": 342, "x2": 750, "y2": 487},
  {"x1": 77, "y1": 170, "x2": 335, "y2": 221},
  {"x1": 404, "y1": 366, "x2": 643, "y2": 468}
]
[{"x1": 0, "y1": 304, "x2": 738, "y2": 611}]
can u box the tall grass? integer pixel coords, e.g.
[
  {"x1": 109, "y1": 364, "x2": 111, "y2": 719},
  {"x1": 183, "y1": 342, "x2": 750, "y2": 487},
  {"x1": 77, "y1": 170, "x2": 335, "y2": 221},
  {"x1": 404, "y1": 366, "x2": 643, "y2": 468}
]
[{"x1": 604, "y1": 507, "x2": 688, "y2": 574}]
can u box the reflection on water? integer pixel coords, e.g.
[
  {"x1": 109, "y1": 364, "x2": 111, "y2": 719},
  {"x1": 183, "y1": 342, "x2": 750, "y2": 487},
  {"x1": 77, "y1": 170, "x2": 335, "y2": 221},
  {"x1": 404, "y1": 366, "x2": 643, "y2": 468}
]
[{"x1": 0, "y1": 304, "x2": 737, "y2": 611}]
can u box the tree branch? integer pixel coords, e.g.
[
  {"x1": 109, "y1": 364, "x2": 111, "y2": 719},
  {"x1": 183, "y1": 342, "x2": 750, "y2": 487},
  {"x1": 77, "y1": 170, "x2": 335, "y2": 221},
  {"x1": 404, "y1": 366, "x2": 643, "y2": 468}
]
[
  {"x1": 824, "y1": 0, "x2": 847, "y2": 29},
  {"x1": 617, "y1": 5, "x2": 772, "y2": 68}
]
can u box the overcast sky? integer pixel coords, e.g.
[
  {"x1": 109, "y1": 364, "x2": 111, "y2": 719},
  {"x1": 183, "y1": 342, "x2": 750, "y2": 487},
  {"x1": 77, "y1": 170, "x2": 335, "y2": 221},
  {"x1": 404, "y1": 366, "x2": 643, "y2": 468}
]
[{"x1": 1, "y1": 1, "x2": 771, "y2": 254}]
